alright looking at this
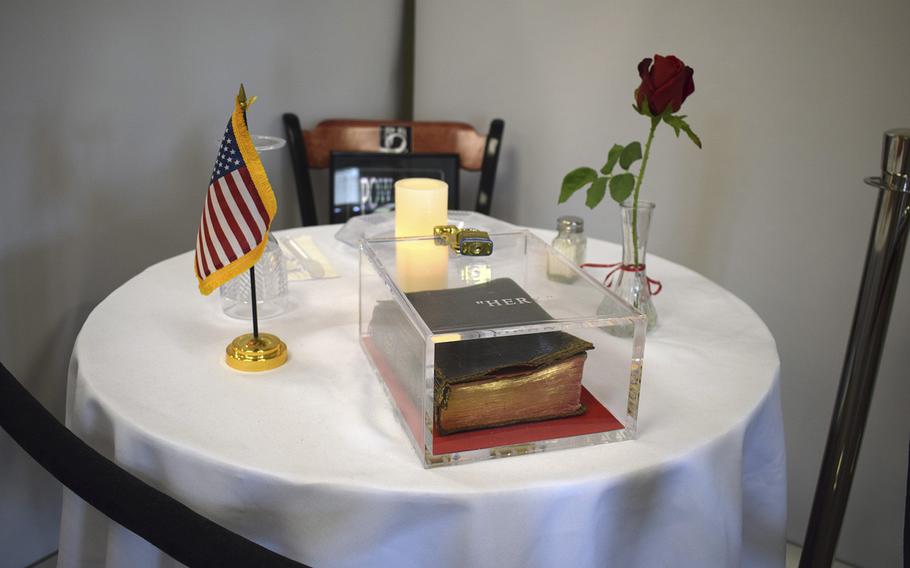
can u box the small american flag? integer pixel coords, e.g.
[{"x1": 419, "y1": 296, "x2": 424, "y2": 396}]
[{"x1": 195, "y1": 87, "x2": 277, "y2": 295}]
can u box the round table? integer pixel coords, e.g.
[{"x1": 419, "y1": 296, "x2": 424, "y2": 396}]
[{"x1": 58, "y1": 224, "x2": 786, "y2": 568}]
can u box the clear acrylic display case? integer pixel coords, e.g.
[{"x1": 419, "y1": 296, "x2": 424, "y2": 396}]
[{"x1": 359, "y1": 231, "x2": 646, "y2": 467}]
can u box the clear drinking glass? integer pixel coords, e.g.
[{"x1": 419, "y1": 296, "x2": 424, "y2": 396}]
[
  {"x1": 220, "y1": 234, "x2": 288, "y2": 320},
  {"x1": 219, "y1": 135, "x2": 288, "y2": 319}
]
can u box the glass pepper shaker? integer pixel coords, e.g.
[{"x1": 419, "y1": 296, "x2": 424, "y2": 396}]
[{"x1": 547, "y1": 215, "x2": 586, "y2": 282}]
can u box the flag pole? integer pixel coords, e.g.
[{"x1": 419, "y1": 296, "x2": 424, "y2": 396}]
[
  {"x1": 223, "y1": 83, "x2": 286, "y2": 371},
  {"x1": 249, "y1": 266, "x2": 259, "y2": 339},
  {"x1": 240, "y1": 84, "x2": 260, "y2": 340}
]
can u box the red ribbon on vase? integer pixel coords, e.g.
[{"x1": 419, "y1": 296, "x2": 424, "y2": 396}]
[{"x1": 580, "y1": 262, "x2": 663, "y2": 296}]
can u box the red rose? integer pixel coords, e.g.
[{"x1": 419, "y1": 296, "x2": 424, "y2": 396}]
[{"x1": 635, "y1": 55, "x2": 695, "y2": 115}]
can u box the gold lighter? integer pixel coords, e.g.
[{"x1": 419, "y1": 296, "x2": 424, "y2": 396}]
[{"x1": 433, "y1": 225, "x2": 494, "y2": 256}]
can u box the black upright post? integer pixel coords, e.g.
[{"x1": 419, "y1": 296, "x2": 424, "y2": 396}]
[
  {"x1": 905, "y1": 441, "x2": 909, "y2": 566},
  {"x1": 249, "y1": 266, "x2": 259, "y2": 339},
  {"x1": 399, "y1": 0, "x2": 415, "y2": 121},
  {"x1": 800, "y1": 129, "x2": 910, "y2": 567}
]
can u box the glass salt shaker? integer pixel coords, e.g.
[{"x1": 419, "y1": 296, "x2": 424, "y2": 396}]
[{"x1": 547, "y1": 215, "x2": 586, "y2": 282}]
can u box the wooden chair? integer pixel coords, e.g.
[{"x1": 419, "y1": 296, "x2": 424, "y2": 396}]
[{"x1": 282, "y1": 116, "x2": 504, "y2": 226}]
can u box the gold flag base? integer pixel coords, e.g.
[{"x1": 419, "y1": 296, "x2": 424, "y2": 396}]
[{"x1": 225, "y1": 333, "x2": 288, "y2": 372}]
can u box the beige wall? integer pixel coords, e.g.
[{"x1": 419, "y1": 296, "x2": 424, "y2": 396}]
[
  {"x1": 0, "y1": 1, "x2": 404, "y2": 566},
  {"x1": 415, "y1": 1, "x2": 910, "y2": 566}
]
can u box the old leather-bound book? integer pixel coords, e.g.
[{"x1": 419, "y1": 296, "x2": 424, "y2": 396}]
[{"x1": 371, "y1": 278, "x2": 594, "y2": 435}]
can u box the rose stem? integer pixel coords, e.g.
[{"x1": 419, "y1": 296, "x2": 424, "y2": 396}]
[{"x1": 631, "y1": 117, "x2": 659, "y2": 267}]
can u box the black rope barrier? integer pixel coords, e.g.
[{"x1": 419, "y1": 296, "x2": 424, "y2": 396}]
[{"x1": 0, "y1": 361, "x2": 310, "y2": 568}]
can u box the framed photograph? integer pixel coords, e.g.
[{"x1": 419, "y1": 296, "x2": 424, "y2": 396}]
[{"x1": 330, "y1": 152, "x2": 460, "y2": 224}]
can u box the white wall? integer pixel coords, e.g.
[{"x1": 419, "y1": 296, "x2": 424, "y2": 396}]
[
  {"x1": 415, "y1": 1, "x2": 910, "y2": 566},
  {"x1": 0, "y1": 1, "x2": 404, "y2": 566}
]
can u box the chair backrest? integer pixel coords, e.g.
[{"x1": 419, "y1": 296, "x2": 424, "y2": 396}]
[
  {"x1": 283, "y1": 116, "x2": 504, "y2": 225},
  {"x1": 0, "y1": 362, "x2": 309, "y2": 568}
]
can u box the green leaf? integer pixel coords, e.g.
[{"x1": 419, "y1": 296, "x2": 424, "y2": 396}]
[
  {"x1": 619, "y1": 142, "x2": 642, "y2": 170},
  {"x1": 559, "y1": 167, "x2": 597, "y2": 203},
  {"x1": 663, "y1": 115, "x2": 701, "y2": 147},
  {"x1": 663, "y1": 114, "x2": 682, "y2": 136},
  {"x1": 679, "y1": 120, "x2": 702, "y2": 148},
  {"x1": 585, "y1": 176, "x2": 608, "y2": 209},
  {"x1": 609, "y1": 173, "x2": 635, "y2": 203},
  {"x1": 600, "y1": 144, "x2": 624, "y2": 175}
]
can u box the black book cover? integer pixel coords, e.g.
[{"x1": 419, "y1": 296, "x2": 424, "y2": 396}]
[{"x1": 404, "y1": 278, "x2": 593, "y2": 388}]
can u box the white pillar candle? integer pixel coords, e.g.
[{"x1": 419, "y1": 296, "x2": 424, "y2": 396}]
[
  {"x1": 394, "y1": 178, "x2": 448, "y2": 237},
  {"x1": 394, "y1": 178, "x2": 449, "y2": 292},
  {"x1": 396, "y1": 240, "x2": 448, "y2": 293}
]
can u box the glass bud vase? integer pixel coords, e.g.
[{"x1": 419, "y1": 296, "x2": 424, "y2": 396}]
[{"x1": 605, "y1": 201, "x2": 657, "y2": 335}]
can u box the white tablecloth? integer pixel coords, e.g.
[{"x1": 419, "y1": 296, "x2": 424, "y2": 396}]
[{"x1": 59, "y1": 225, "x2": 786, "y2": 568}]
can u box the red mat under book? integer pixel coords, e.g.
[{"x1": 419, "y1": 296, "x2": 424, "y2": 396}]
[{"x1": 363, "y1": 338, "x2": 624, "y2": 456}]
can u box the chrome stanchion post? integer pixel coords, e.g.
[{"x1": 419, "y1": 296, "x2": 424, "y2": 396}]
[{"x1": 800, "y1": 129, "x2": 910, "y2": 567}]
